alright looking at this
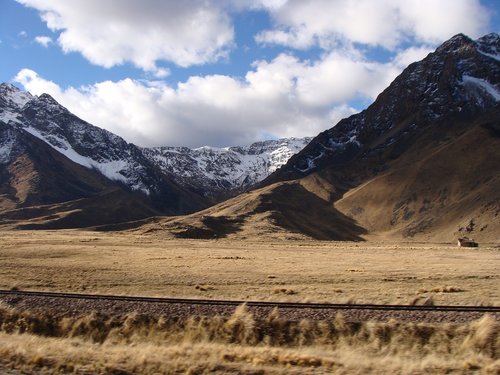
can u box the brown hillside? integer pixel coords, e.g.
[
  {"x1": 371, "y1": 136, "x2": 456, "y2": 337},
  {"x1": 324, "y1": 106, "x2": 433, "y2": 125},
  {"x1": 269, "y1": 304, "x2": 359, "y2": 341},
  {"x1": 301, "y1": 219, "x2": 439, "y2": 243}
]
[
  {"x1": 138, "y1": 180, "x2": 366, "y2": 241},
  {"x1": 0, "y1": 127, "x2": 112, "y2": 211},
  {"x1": 0, "y1": 188, "x2": 158, "y2": 230},
  {"x1": 334, "y1": 111, "x2": 500, "y2": 242}
]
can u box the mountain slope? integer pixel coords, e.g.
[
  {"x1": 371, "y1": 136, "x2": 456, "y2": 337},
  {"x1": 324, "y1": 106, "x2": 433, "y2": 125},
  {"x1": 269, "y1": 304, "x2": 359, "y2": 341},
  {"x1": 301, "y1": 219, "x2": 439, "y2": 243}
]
[
  {"x1": 0, "y1": 121, "x2": 112, "y2": 210},
  {"x1": 333, "y1": 106, "x2": 500, "y2": 241},
  {"x1": 136, "y1": 180, "x2": 367, "y2": 241},
  {"x1": 0, "y1": 122, "x2": 161, "y2": 228},
  {"x1": 0, "y1": 84, "x2": 210, "y2": 227},
  {"x1": 271, "y1": 33, "x2": 500, "y2": 241},
  {"x1": 145, "y1": 33, "x2": 500, "y2": 242}
]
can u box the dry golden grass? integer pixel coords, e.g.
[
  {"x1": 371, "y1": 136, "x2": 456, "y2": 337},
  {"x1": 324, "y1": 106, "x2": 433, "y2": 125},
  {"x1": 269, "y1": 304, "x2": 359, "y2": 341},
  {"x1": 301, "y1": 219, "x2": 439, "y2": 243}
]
[
  {"x1": 0, "y1": 230, "x2": 498, "y2": 373},
  {"x1": 0, "y1": 302, "x2": 498, "y2": 374},
  {"x1": 0, "y1": 230, "x2": 498, "y2": 305}
]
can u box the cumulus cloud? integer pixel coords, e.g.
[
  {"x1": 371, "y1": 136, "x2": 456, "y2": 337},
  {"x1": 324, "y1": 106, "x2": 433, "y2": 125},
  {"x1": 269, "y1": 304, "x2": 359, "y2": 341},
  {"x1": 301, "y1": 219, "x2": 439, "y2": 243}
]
[
  {"x1": 34, "y1": 35, "x2": 52, "y2": 47},
  {"x1": 14, "y1": 43, "x2": 424, "y2": 148},
  {"x1": 17, "y1": 0, "x2": 234, "y2": 74},
  {"x1": 255, "y1": 0, "x2": 491, "y2": 50},
  {"x1": 12, "y1": 0, "x2": 462, "y2": 148}
]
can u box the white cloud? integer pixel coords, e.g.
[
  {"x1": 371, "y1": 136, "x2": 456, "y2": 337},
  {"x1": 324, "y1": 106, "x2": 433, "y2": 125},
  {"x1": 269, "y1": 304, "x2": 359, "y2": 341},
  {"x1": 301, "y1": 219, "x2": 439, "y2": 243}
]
[
  {"x1": 392, "y1": 45, "x2": 434, "y2": 69},
  {"x1": 10, "y1": 0, "x2": 495, "y2": 150},
  {"x1": 255, "y1": 0, "x2": 491, "y2": 50},
  {"x1": 14, "y1": 42, "x2": 419, "y2": 148},
  {"x1": 18, "y1": 30, "x2": 28, "y2": 37},
  {"x1": 17, "y1": 0, "x2": 235, "y2": 72},
  {"x1": 34, "y1": 35, "x2": 52, "y2": 47}
]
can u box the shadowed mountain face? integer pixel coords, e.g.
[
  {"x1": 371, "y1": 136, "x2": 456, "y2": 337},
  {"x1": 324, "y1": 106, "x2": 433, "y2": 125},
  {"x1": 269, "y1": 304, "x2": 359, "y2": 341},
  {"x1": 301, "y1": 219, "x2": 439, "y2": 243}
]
[{"x1": 146, "y1": 33, "x2": 499, "y2": 241}]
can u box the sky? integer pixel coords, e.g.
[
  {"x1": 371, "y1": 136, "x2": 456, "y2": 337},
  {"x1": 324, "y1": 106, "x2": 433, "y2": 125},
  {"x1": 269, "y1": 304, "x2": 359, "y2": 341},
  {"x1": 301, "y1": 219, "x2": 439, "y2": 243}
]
[{"x1": 1, "y1": 0, "x2": 499, "y2": 148}]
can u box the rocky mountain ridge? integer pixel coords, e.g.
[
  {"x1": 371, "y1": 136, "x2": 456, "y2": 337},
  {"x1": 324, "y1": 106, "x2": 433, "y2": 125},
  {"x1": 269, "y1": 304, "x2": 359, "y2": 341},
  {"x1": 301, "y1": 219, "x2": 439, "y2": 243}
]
[
  {"x1": 266, "y1": 33, "x2": 500, "y2": 185},
  {"x1": 0, "y1": 83, "x2": 311, "y2": 225},
  {"x1": 142, "y1": 137, "x2": 311, "y2": 200},
  {"x1": 1, "y1": 32, "x2": 498, "y2": 239}
]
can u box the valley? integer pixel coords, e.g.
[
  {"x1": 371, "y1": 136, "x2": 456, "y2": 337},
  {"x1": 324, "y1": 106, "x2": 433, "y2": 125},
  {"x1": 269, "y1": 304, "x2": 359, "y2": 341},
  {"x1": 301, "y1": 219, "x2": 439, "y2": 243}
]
[{"x1": 0, "y1": 230, "x2": 498, "y2": 306}]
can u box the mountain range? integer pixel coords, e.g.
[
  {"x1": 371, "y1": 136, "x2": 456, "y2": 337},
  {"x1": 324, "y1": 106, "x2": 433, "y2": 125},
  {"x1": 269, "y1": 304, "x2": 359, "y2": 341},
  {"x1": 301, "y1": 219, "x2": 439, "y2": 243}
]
[
  {"x1": 137, "y1": 33, "x2": 500, "y2": 242},
  {"x1": 1, "y1": 33, "x2": 499, "y2": 241},
  {"x1": 0, "y1": 83, "x2": 311, "y2": 228}
]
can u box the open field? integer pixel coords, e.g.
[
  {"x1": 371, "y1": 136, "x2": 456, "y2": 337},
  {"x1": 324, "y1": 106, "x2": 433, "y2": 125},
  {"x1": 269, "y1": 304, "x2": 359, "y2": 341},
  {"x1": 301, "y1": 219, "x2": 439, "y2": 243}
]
[
  {"x1": 0, "y1": 230, "x2": 498, "y2": 305},
  {"x1": 0, "y1": 230, "x2": 499, "y2": 374}
]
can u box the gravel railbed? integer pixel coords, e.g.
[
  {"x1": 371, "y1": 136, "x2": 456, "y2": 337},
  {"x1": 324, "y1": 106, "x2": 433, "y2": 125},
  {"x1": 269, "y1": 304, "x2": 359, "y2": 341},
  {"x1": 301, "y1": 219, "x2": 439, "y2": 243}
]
[{"x1": 1, "y1": 294, "x2": 497, "y2": 324}]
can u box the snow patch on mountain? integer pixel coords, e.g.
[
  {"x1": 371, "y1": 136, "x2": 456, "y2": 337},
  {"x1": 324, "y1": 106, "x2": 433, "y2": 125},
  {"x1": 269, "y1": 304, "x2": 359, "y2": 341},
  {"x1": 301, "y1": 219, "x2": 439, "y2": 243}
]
[
  {"x1": 0, "y1": 130, "x2": 16, "y2": 164},
  {"x1": 22, "y1": 124, "x2": 150, "y2": 192},
  {"x1": 0, "y1": 111, "x2": 23, "y2": 125},
  {"x1": 462, "y1": 75, "x2": 500, "y2": 101}
]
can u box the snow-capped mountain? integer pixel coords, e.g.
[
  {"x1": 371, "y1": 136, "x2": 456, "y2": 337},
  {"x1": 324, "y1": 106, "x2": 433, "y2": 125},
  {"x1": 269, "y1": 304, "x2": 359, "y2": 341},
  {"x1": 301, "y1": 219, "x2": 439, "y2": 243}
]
[
  {"x1": 142, "y1": 137, "x2": 311, "y2": 200},
  {"x1": 0, "y1": 84, "x2": 209, "y2": 216},
  {"x1": 0, "y1": 83, "x2": 311, "y2": 216},
  {"x1": 0, "y1": 83, "x2": 158, "y2": 195},
  {"x1": 268, "y1": 33, "x2": 500, "y2": 182}
]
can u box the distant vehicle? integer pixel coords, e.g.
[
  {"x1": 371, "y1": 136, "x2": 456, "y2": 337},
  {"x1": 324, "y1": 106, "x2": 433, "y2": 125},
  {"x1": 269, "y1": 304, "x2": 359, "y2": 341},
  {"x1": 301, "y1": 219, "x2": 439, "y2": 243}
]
[{"x1": 457, "y1": 237, "x2": 478, "y2": 247}]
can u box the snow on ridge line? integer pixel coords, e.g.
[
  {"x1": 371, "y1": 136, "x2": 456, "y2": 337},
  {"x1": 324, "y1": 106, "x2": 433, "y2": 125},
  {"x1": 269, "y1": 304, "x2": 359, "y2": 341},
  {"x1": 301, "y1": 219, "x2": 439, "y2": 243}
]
[
  {"x1": 22, "y1": 126, "x2": 150, "y2": 194},
  {"x1": 194, "y1": 145, "x2": 231, "y2": 152},
  {"x1": 0, "y1": 83, "x2": 33, "y2": 108},
  {"x1": 478, "y1": 50, "x2": 500, "y2": 62},
  {"x1": 145, "y1": 137, "x2": 312, "y2": 187},
  {"x1": 462, "y1": 75, "x2": 500, "y2": 101}
]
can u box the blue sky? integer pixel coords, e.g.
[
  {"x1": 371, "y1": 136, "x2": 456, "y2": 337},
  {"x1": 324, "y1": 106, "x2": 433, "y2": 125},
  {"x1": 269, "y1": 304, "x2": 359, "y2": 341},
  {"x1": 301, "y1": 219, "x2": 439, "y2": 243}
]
[{"x1": 1, "y1": 0, "x2": 499, "y2": 147}]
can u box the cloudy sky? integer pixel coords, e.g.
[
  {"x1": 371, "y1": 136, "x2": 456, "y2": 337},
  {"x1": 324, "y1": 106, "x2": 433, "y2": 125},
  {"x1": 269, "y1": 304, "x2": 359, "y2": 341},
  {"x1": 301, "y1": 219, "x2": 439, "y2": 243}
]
[{"x1": 1, "y1": 0, "x2": 499, "y2": 147}]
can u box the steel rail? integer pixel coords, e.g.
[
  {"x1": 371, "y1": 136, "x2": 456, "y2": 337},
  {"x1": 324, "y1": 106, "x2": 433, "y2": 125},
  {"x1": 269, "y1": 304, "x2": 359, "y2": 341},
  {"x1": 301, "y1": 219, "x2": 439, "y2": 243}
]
[{"x1": 0, "y1": 289, "x2": 498, "y2": 313}]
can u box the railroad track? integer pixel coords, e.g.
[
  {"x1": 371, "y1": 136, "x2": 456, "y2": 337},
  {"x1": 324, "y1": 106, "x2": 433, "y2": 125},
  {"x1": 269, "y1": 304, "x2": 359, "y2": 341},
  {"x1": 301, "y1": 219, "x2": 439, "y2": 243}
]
[{"x1": 1, "y1": 289, "x2": 498, "y2": 313}]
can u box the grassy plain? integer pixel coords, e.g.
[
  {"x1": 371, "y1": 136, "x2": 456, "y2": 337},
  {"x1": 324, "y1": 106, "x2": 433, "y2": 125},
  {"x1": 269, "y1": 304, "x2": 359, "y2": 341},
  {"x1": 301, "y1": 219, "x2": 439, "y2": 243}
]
[
  {"x1": 0, "y1": 230, "x2": 498, "y2": 305},
  {"x1": 0, "y1": 230, "x2": 499, "y2": 374}
]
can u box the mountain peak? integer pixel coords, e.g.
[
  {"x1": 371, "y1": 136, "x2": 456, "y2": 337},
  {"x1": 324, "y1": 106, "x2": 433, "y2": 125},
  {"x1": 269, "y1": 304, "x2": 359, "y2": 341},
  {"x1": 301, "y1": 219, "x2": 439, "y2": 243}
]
[
  {"x1": 0, "y1": 82, "x2": 33, "y2": 109},
  {"x1": 266, "y1": 32, "x2": 500, "y2": 182},
  {"x1": 37, "y1": 93, "x2": 61, "y2": 106},
  {"x1": 477, "y1": 32, "x2": 500, "y2": 43},
  {"x1": 435, "y1": 33, "x2": 475, "y2": 54},
  {"x1": 0, "y1": 82, "x2": 20, "y2": 91},
  {"x1": 476, "y1": 32, "x2": 500, "y2": 58}
]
